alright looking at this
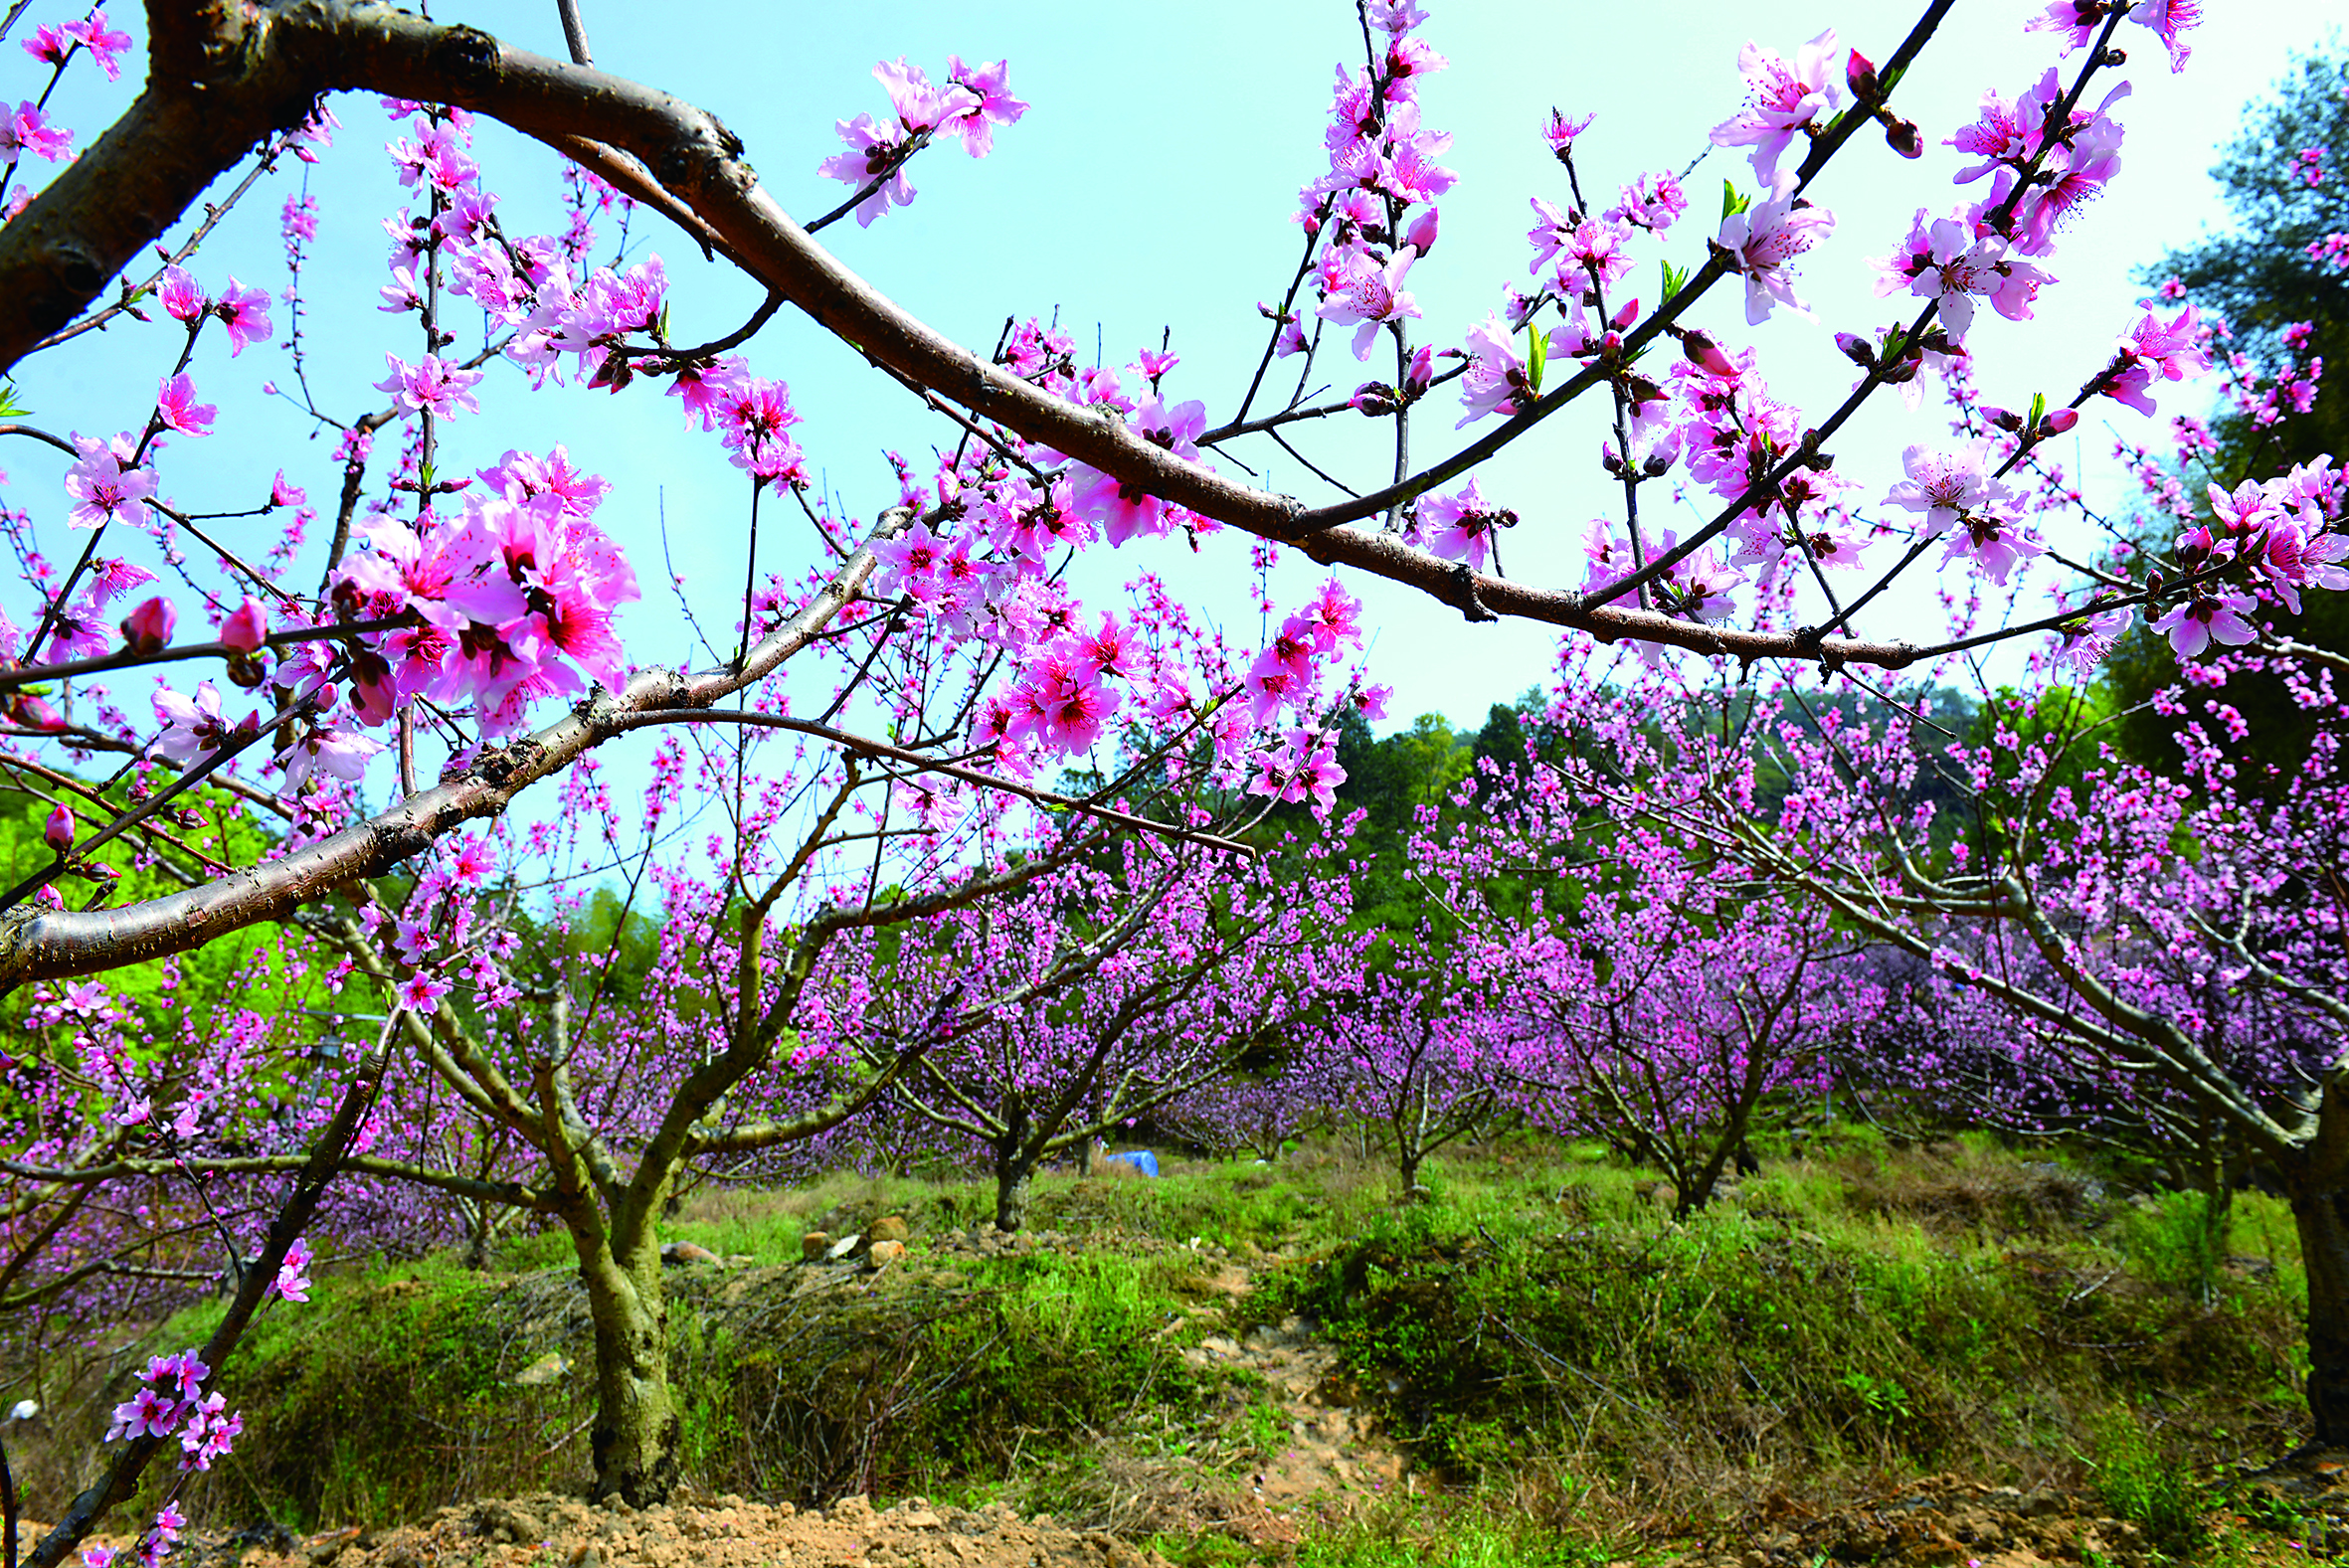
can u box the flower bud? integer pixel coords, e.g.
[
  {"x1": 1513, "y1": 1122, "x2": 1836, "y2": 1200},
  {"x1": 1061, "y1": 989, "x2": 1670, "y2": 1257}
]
[
  {"x1": 1834, "y1": 332, "x2": 1875, "y2": 367},
  {"x1": 2039, "y1": 408, "x2": 2079, "y2": 436},
  {"x1": 43, "y1": 803, "x2": 73, "y2": 852},
  {"x1": 1846, "y1": 48, "x2": 1880, "y2": 102},
  {"x1": 220, "y1": 597, "x2": 270, "y2": 653},
  {"x1": 1609, "y1": 298, "x2": 1640, "y2": 331},
  {"x1": 12, "y1": 695, "x2": 63, "y2": 732},
  {"x1": 1403, "y1": 206, "x2": 1439, "y2": 256},
  {"x1": 1883, "y1": 115, "x2": 1923, "y2": 159},
  {"x1": 1680, "y1": 329, "x2": 1737, "y2": 379},
  {"x1": 1985, "y1": 407, "x2": 2026, "y2": 433},
  {"x1": 1404, "y1": 344, "x2": 1435, "y2": 395},
  {"x1": 118, "y1": 597, "x2": 175, "y2": 655}
]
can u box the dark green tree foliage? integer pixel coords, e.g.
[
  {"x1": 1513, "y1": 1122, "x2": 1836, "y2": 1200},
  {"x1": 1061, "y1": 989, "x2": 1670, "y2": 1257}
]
[
  {"x1": 2110, "y1": 45, "x2": 2349, "y2": 780},
  {"x1": 1326, "y1": 706, "x2": 1467, "y2": 928},
  {"x1": 2154, "y1": 48, "x2": 2349, "y2": 477},
  {"x1": 0, "y1": 784, "x2": 293, "y2": 1025},
  {"x1": 1321, "y1": 692, "x2": 1569, "y2": 930}
]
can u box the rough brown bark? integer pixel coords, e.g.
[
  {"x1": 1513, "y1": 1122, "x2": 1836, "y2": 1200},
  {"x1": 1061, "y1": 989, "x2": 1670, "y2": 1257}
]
[
  {"x1": 2294, "y1": 1188, "x2": 2349, "y2": 1447},
  {"x1": 574, "y1": 1231, "x2": 681, "y2": 1505}
]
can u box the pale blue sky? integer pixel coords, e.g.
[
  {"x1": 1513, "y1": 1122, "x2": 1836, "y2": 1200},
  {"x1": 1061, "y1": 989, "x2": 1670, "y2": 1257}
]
[{"x1": 11, "y1": 0, "x2": 2338, "y2": 754}]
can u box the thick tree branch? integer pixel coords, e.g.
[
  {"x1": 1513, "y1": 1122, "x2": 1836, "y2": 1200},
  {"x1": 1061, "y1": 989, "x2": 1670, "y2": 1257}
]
[
  {"x1": 0, "y1": 509, "x2": 906, "y2": 989},
  {"x1": 0, "y1": 2, "x2": 1932, "y2": 675}
]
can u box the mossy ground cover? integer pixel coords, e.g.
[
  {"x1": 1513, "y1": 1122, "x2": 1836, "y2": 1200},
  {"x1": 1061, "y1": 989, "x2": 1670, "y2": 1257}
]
[{"x1": 28, "y1": 1130, "x2": 2323, "y2": 1564}]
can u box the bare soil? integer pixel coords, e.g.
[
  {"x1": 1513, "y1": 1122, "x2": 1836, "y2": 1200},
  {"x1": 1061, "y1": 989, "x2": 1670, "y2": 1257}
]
[{"x1": 207, "y1": 1492, "x2": 1172, "y2": 1568}]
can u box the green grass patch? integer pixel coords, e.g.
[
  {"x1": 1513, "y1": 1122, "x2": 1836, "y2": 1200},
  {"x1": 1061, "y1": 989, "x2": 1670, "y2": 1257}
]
[{"x1": 45, "y1": 1128, "x2": 2318, "y2": 1551}]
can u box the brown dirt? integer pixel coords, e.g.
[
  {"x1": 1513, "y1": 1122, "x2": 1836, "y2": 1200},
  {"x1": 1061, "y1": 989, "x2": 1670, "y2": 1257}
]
[
  {"x1": 1177, "y1": 1312, "x2": 1405, "y2": 1509},
  {"x1": 1638, "y1": 1477, "x2": 2156, "y2": 1567},
  {"x1": 57, "y1": 1445, "x2": 2349, "y2": 1568},
  {"x1": 1638, "y1": 1453, "x2": 2349, "y2": 1567},
  {"x1": 139, "y1": 1492, "x2": 1175, "y2": 1568}
]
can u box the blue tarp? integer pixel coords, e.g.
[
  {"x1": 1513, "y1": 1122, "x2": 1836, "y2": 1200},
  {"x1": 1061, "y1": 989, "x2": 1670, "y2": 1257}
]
[{"x1": 1103, "y1": 1148, "x2": 1160, "y2": 1177}]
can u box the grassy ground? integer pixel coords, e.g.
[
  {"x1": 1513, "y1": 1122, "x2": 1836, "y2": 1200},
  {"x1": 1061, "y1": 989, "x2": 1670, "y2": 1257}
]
[{"x1": 22, "y1": 1127, "x2": 2323, "y2": 1564}]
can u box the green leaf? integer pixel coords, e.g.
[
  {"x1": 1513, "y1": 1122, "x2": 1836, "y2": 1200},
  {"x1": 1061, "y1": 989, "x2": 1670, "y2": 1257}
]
[
  {"x1": 0, "y1": 383, "x2": 30, "y2": 419},
  {"x1": 1525, "y1": 319, "x2": 1547, "y2": 396},
  {"x1": 2027, "y1": 391, "x2": 2048, "y2": 429},
  {"x1": 1878, "y1": 62, "x2": 1908, "y2": 98},
  {"x1": 1658, "y1": 261, "x2": 1691, "y2": 305},
  {"x1": 1720, "y1": 180, "x2": 1752, "y2": 222}
]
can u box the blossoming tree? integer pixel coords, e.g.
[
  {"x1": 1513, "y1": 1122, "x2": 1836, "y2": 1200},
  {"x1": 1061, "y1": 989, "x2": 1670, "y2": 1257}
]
[
  {"x1": 1420, "y1": 715, "x2": 1885, "y2": 1218},
  {"x1": 0, "y1": 0, "x2": 2327, "y2": 996},
  {"x1": 801, "y1": 833, "x2": 1360, "y2": 1231},
  {"x1": 0, "y1": 0, "x2": 2343, "y2": 1547},
  {"x1": 1558, "y1": 642, "x2": 2349, "y2": 1439}
]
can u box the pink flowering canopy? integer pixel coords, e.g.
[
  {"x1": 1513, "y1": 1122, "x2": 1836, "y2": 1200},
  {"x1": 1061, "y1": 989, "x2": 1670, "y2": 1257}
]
[
  {"x1": 0, "y1": 0, "x2": 2342, "y2": 1536},
  {"x1": 0, "y1": 0, "x2": 2330, "y2": 1000}
]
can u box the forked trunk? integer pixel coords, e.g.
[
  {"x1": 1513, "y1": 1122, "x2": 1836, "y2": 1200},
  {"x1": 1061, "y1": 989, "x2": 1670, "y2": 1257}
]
[
  {"x1": 576, "y1": 1231, "x2": 682, "y2": 1503},
  {"x1": 2292, "y1": 1187, "x2": 2349, "y2": 1446}
]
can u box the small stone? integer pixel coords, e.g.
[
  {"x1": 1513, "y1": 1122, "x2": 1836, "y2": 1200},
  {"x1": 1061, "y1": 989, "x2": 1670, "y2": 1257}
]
[
  {"x1": 871, "y1": 1214, "x2": 911, "y2": 1243},
  {"x1": 867, "y1": 1239, "x2": 907, "y2": 1266},
  {"x1": 825, "y1": 1233, "x2": 862, "y2": 1261},
  {"x1": 513, "y1": 1351, "x2": 569, "y2": 1387},
  {"x1": 899, "y1": 1510, "x2": 942, "y2": 1528},
  {"x1": 801, "y1": 1231, "x2": 832, "y2": 1261},
  {"x1": 303, "y1": 1528, "x2": 361, "y2": 1565},
  {"x1": 660, "y1": 1240, "x2": 724, "y2": 1269}
]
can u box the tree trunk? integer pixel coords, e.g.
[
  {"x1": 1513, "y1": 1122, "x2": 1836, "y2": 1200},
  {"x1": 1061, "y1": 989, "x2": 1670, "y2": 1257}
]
[
  {"x1": 576, "y1": 1233, "x2": 682, "y2": 1504},
  {"x1": 995, "y1": 1162, "x2": 1033, "y2": 1232},
  {"x1": 1397, "y1": 1146, "x2": 1427, "y2": 1202},
  {"x1": 2291, "y1": 1187, "x2": 2349, "y2": 1446},
  {"x1": 1677, "y1": 1108, "x2": 1761, "y2": 1219}
]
